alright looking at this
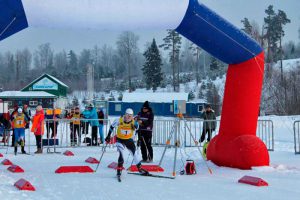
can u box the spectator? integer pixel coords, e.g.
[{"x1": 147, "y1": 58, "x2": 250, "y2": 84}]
[
  {"x1": 0, "y1": 113, "x2": 11, "y2": 144},
  {"x1": 66, "y1": 108, "x2": 75, "y2": 145},
  {"x1": 31, "y1": 105, "x2": 45, "y2": 154},
  {"x1": 137, "y1": 101, "x2": 154, "y2": 162},
  {"x1": 97, "y1": 109, "x2": 105, "y2": 144},
  {"x1": 23, "y1": 104, "x2": 31, "y2": 129},
  {"x1": 45, "y1": 108, "x2": 59, "y2": 139},
  {"x1": 71, "y1": 107, "x2": 81, "y2": 146},
  {"x1": 84, "y1": 103, "x2": 99, "y2": 146},
  {"x1": 199, "y1": 104, "x2": 216, "y2": 143},
  {"x1": 81, "y1": 106, "x2": 90, "y2": 137}
]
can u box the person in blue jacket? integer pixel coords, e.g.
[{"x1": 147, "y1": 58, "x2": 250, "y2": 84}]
[
  {"x1": 81, "y1": 106, "x2": 90, "y2": 137},
  {"x1": 84, "y1": 103, "x2": 99, "y2": 146}
]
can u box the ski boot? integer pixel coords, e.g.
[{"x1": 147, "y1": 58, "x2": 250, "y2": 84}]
[
  {"x1": 116, "y1": 166, "x2": 122, "y2": 182},
  {"x1": 136, "y1": 162, "x2": 149, "y2": 176},
  {"x1": 21, "y1": 146, "x2": 26, "y2": 154}
]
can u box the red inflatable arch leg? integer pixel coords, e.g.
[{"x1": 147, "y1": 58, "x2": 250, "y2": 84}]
[{"x1": 207, "y1": 52, "x2": 269, "y2": 169}]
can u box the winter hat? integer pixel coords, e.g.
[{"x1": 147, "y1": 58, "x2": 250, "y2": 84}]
[
  {"x1": 205, "y1": 104, "x2": 211, "y2": 109},
  {"x1": 143, "y1": 101, "x2": 150, "y2": 109}
]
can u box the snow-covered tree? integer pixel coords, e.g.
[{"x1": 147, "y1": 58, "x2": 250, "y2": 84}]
[{"x1": 142, "y1": 39, "x2": 163, "y2": 91}]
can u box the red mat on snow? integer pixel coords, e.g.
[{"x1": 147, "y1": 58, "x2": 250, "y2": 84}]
[
  {"x1": 238, "y1": 175, "x2": 268, "y2": 186},
  {"x1": 0, "y1": 153, "x2": 3, "y2": 157},
  {"x1": 63, "y1": 150, "x2": 74, "y2": 156},
  {"x1": 14, "y1": 179, "x2": 35, "y2": 191},
  {"x1": 127, "y1": 165, "x2": 164, "y2": 172},
  {"x1": 107, "y1": 162, "x2": 125, "y2": 170},
  {"x1": 55, "y1": 166, "x2": 94, "y2": 173},
  {"x1": 85, "y1": 157, "x2": 100, "y2": 164},
  {"x1": 7, "y1": 165, "x2": 25, "y2": 173},
  {"x1": 2, "y1": 159, "x2": 13, "y2": 165}
]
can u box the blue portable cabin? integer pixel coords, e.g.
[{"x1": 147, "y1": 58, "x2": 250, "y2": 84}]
[{"x1": 108, "y1": 92, "x2": 206, "y2": 118}]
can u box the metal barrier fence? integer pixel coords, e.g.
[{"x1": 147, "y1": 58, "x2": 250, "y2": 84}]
[
  {"x1": 0, "y1": 118, "x2": 274, "y2": 153},
  {"x1": 294, "y1": 121, "x2": 300, "y2": 154},
  {"x1": 152, "y1": 119, "x2": 274, "y2": 151},
  {"x1": 257, "y1": 120, "x2": 274, "y2": 151},
  {"x1": 42, "y1": 119, "x2": 112, "y2": 150}
]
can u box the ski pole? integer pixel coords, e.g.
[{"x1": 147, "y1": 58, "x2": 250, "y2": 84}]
[
  {"x1": 5, "y1": 129, "x2": 11, "y2": 154},
  {"x1": 127, "y1": 137, "x2": 140, "y2": 170},
  {"x1": 94, "y1": 142, "x2": 109, "y2": 172}
]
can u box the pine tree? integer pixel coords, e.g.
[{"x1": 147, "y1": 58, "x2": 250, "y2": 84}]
[
  {"x1": 188, "y1": 91, "x2": 195, "y2": 101},
  {"x1": 209, "y1": 57, "x2": 220, "y2": 71},
  {"x1": 206, "y1": 82, "x2": 221, "y2": 115},
  {"x1": 159, "y1": 30, "x2": 182, "y2": 92},
  {"x1": 67, "y1": 50, "x2": 78, "y2": 79},
  {"x1": 142, "y1": 39, "x2": 163, "y2": 91},
  {"x1": 118, "y1": 92, "x2": 123, "y2": 101},
  {"x1": 241, "y1": 18, "x2": 253, "y2": 35},
  {"x1": 264, "y1": 5, "x2": 277, "y2": 64}
]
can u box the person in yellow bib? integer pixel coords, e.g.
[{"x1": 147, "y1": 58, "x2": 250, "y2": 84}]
[
  {"x1": 12, "y1": 107, "x2": 29, "y2": 155},
  {"x1": 105, "y1": 108, "x2": 149, "y2": 179},
  {"x1": 71, "y1": 107, "x2": 81, "y2": 146}
]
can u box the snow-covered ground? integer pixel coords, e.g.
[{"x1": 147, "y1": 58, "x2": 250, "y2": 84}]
[{"x1": 1, "y1": 115, "x2": 300, "y2": 200}]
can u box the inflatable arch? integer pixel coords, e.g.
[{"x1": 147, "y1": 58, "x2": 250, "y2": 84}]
[
  {"x1": 0, "y1": 0, "x2": 28, "y2": 41},
  {"x1": 1, "y1": 0, "x2": 269, "y2": 169},
  {"x1": 176, "y1": 0, "x2": 269, "y2": 169}
]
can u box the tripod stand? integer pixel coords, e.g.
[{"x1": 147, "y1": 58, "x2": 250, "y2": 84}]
[{"x1": 158, "y1": 114, "x2": 212, "y2": 177}]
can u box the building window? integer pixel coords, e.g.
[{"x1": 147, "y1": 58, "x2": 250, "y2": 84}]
[
  {"x1": 29, "y1": 101, "x2": 38, "y2": 106},
  {"x1": 6, "y1": 101, "x2": 12, "y2": 106},
  {"x1": 170, "y1": 105, "x2": 173, "y2": 112},
  {"x1": 198, "y1": 105, "x2": 204, "y2": 112},
  {"x1": 115, "y1": 104, "x2": 121, "y2": 112}
]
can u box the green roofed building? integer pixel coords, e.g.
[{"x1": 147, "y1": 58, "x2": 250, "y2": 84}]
[
  {"x1": 21, "y1": 73, "x2": 68, "y2": 97},
  {"x1": 0, "y1": 74, "x2": 69, "y2": 109}
]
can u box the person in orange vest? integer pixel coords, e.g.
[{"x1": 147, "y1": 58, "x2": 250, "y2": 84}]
[
  {"x1": 12, "y1": 107, "x2": 29, "y2": 155},
  {"x1": 71, "y1": 107, "x2": 81, "y2": 146},
  {"x1": 31, "y1": 105, "x2": 45, "y2": 154}
]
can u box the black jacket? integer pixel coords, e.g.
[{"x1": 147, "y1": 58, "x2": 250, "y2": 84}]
[
  {"x1": 137, "y1": 108, "x2": 154, "y2": 132},
  {"x1": 0, "y1": 114, "x2": 11, "y2": 129}
]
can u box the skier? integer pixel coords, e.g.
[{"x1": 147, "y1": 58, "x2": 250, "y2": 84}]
[
  {"x1": 137, "y1": 101, "x2": 154, "y2": 162},
  {"x1": 12, "y1": 107, "x2": 28, "y2": 155},
  {"x1": 105, "y1": 108, "x2": 149, "y2": 180}
]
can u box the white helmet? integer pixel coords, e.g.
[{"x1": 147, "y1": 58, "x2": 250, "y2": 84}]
[
  {"x1": 18, "y1": 107, "x2": 23, "y2": 113},
  {"x1": 125, "y1": 108, "x2": 134, "y2": 115}
]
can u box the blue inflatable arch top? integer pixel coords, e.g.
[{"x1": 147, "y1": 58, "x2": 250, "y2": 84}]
[{"x1": 176, "y1": 0, "x2": 263, "y2": 64}]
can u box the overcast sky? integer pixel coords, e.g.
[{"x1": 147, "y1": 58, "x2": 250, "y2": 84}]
[{"x1": 0, "y1": 0, "x2": 299, "y2": 53}]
